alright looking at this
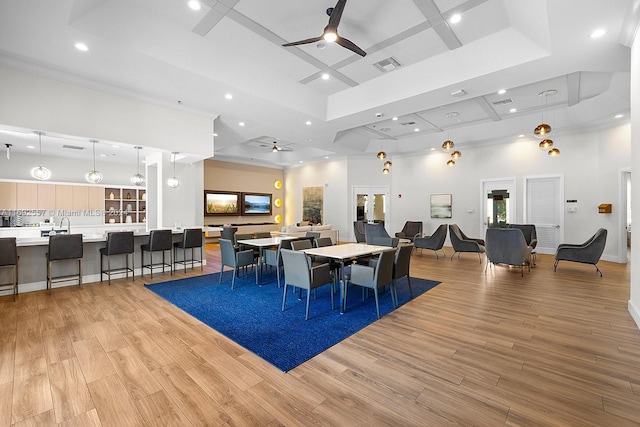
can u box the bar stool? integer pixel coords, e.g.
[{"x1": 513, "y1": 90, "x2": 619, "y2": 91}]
[
  {"x1": 100, "y1": 231, "x2": 134, "y2": 285},
  {"x1": 46, "y1": 234, "x2": 83, "y2": 293},
  {"x1": 0, "y1": 237, "x2": 18, "y2": 301},
  {"x1": 140, "y1": 229, "x2": 173, "y2": 278},
  {"x1": 173, "y1": 228, "x2": 203, "y2": 273}
]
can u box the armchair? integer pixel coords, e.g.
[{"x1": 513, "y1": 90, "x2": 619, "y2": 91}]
[
  {"x1": 449, "y1": 224, "x2": 485, "y2": 262},
  {"x1": 347, "y1": 249, "x2": 395, "y2": 318},
  {"x1": 485, "y1": 228, "x2": 532, "y2": 276},
  {"x1": 554, "y1": 228, "x2": 607, "y2": 276},
  {"x1": 365, "y1": 223, "x2": 399, "y2": 247},
  {"x1": 508, "y1": 224, "x2": 538, "y2": 266},
  {"x1": 395, "y1": 221, "x2": 423, "y2": 242},
  {"x1": 414, "y1": 224, "x2": 447, "y2": 259}
]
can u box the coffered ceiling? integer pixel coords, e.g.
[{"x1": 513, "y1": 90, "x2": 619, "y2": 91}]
[{"x1": 0, "y1": 0, "x2": 637, "y2": 167}]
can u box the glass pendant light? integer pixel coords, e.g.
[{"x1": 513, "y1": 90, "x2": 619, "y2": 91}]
[
  {"x1": 31, "y1": 131, "x2": 51, "y2": 180},
  {"x1": 377, "y1": 150, "x2": 387, "y2": 159},
  {"x1": 534, "y1": 90, "x2": 556, "y2": 138},
  {"x1": 167, "y1": 152, "x2": 180, "y2": 188},
  {"x1": 85, "y1": 139, "x2": 103, "y2": 183},
  {"x1": 539, "y1": 139, "x2": 553, "y2": 150},
  {"x1": 446, "y1": 159, "x2": 455, "y2": 167},
  {"x1": 548, "y1": 148, "x2": 560, "y2": 157},
  {"x1": 451, "y1": 150, "x2": 462, "y2": 159},
  {"x1": 130, "y1": 146, "x2": 145, "y2": 186},
  {"x1": 442, "y1": 112, "x2": 458, "y2": 152}
]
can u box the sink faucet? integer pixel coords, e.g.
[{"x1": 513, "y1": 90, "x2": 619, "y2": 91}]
[{"x1": 60, "y1": 216, "x2": 70, "y2": 234}]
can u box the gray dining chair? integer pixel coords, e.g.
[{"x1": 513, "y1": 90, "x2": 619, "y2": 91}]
[
  {"x1": 347, "y1": 249, "x2": 395, "y2": 318},
  {"x1": 219, "y1": 238, "x2": 257, "y2": 289},
  {"x1": 100, "y1": 231, "x2": 134, "y2": 285},
  {"x1": 280, "y1": 249, "x2": 334, "y2": 320}
]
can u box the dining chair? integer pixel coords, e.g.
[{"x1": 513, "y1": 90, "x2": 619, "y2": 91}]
[
  {"x1": 346, "y1": 249, "x2": 395, "y2": 319},
  {"x1": 219, "y1": 238, "x2": 257, "y2": 289},
  {"x1": 280, "y1": 249, "x2": 334, "y2": 320},
  {"x1": 391, "y1": 244, "x2": 414, "y2": 306}
]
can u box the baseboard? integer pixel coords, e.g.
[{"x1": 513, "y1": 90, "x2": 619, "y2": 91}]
[{"x1": 629, "y1": 300, "x2": 640, "y2": 330}]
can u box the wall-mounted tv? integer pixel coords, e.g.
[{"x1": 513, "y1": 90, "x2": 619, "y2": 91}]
[
  {"x1": 204, "y1": 190, "x2": 240, "y2": 216},
  {"x1": 242, "y1": 192, "x2": 272, "y2": 215}
]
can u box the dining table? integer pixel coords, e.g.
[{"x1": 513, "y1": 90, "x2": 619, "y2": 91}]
[
  {"x1": 235, "y1": 236, "x2": 298, "y2": 285},
  {"x1": 302, "y1": 243, "x2": 396, "y2": 313}
]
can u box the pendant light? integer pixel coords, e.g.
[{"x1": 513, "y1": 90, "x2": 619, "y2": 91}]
[
  {"x1": 548, "y1": 147, "x2": 560, "y2": 157},
  {"x1": 534, "y1": 90, "x2": 556, "y2": 138},
  {"x1": 167, "y1": 152, "x2": 180, "y2": 188},
  {"x1": 85, "y1": 139, "x2": 103, "y2": 184},
  {"x1": 130, "y1": 146, "x2": 145, "y2": 186},
  {"x1": 442, "y1": 112, "x2": 458, "y2": 152},
  {"x1": 31, "y1": 131, "x2": 51, "y2": 180}
]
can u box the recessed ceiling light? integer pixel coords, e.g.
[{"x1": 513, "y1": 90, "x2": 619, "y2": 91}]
[
  {"x1": 225, "y1": 93, "x2": 233, "y2": 100},
  {"x1": 317, "y1": 43, "x2": 327, "y2": 49},
  {"x1": 100, "y1": 153, "x2": 107, "y2": 157},
  {"x1": 188, "y1": 0, "x2": 201, "y2": 11},
  {"x1": 430, "y1": 148, "x2": 436, "y2": 151},
  {"x1": 414, "y1": 128, "x2": 420, "y2": 132},
  {"x1": 615, "y1": 114, "x2": 624, "y2": 119},
  {"x1": 498, "y1": 89, "x2": 506, "y2": 95},
  {"x1": 74, "y1": 42, "x2": 88, "y2": 52},
  {"x1": 518, "y1": 134, "x2": 525, "y2": 138},
  {"x1": 305, "y1": 121, "x2": 312, "y2": 125},
  {"x1": 450, "y1": 14, "x2": 461, "y2": 24},
  {"x1": 321, "y1": 73, "x2": 330, "y2": 80},
  {"x1": 239, "y1": 122, "x2": 245, "y2": 127},
  {"x1": 509, "y1": 108, "x2": 517, "y2": 113},
  {"x1": 27, "y1": 145, "x2": 35, "y2": 149},
  {"x1": 299, "y1": 161, "x2": 303, "y2": 163},
  {"x1": 325, "y1": 156, "x2": 329, "y2": 159},
  {"x1": 590, "y1": 28, "x2": 607, "y2": 39},
  {"x1": 213, "y1": 133, "x2": 218, "y2": 137},
  {"x1": 112, "y1": 145, "x2": 120, "y2": 148},
  {"x1": 392, "y1": 116, "x2": 398, "y2": 121}
]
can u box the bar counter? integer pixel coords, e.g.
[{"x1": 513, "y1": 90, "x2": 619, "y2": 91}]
[{"x1": 0, "y1": 225, "x2": 221, "y2": 296}]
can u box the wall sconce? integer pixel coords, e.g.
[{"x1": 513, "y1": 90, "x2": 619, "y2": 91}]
[
  {"x1": 274, "y1": 179, "x2": 282, "y2": 190},
  {"x1": 274, "y1": 197, "x2": 282, "y2": 208},
  {"x1": 274, "y1": 214, "x2": 282, "y2": 224}
]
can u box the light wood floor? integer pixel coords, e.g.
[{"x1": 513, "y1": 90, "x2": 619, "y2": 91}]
[{"x1": 1, "y1": 244, "x2": 639, "y2": 426}]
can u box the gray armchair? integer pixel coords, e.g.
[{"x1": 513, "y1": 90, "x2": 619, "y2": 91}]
[
  {"x1": 554, "y1": 228, "x2": 607, "y2": 276},
  {"x1": 414, "y1": 224, "x2": 447, "y2": 259},
  {"x1": 485, "y1": 228, "x2": 532, "y2": 276},
  {"x1": 365, "y1": 223, "x2": 399, "y2": 247},
  {"x1": 395, "y1": 221, "x2": 423, "y2": 242},
  {"x1": 449, "y1": 224, "x2": 485, "y2": 262},
  {"x1": 508, "y1": 224, "x2": 538, "y2": 266}
]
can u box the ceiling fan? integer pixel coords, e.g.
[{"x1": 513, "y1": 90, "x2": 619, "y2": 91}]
[
  {"x1": 282, "y1": 0, "x2": 366, "y2": 57},
  {"x1": 270, "y1": 141, "x2": 292, "y2": 152}
]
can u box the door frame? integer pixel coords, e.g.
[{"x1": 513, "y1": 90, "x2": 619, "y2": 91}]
[
  {"x1": 523, "y1": 174, "x2": 565, "y2": 254},
  {"x1": 352, "y1": 186, "x2": 391, "y2": 240},
  {"x1": 479, "y1": 177, "x2": 517, "y2": 237},
  {"x1": 619, "y1": 168, "x2": 631, "y2": 263}
]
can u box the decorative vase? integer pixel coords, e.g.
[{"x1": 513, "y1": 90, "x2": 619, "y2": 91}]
[{"x1": 109, "y1": 192, "x2": 114, "y2": 200}]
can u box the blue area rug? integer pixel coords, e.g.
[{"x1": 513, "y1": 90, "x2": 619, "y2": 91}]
[{"x1": 145, "y1": 269, "x2": 440, "y2": 372}]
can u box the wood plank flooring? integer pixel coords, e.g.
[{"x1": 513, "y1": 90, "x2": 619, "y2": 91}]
[{"x1": 1, "y1": 243, "x2": 639, "y2": 426}]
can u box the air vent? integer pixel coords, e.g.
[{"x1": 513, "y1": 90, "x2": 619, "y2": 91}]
[
  {"x1": 400, "y1": 121, "x2": 417, "y2": 126},
  {"x1": 374, "y1": 57, "x2": 402, "y2": 72},
  {"x1": 63, "y1": 145, "x2": 84, "y2": 150},
  {"x1": 492, "y1": 98, "x2": 514, "y2": 106}
]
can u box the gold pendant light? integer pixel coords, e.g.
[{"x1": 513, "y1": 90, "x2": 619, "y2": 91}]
[{"x1": 534, "y1": 90, "x2": 556, "y2": 138}]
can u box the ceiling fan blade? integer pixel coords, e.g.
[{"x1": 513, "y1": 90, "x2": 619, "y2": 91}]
[
  {"x1": 326, "y1": 0, "x2": 347, "y2": 32},
  {"x1": 282, "y1": 35, "x2": 323, "y2": 47},
  {"x1": 335, "y1": 36, "x2": 366, "y2": 57}
]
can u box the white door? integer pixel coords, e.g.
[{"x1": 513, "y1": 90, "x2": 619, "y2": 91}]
[
  {"x1": 353, "y1": 186, "x2": 390, "y2": 239},
  {"x1": 524, "y1": 175, "x2": 564, "y2": 254},
  {"x1": 481, "y1": 178, "x2": 516, "y2": 238}
]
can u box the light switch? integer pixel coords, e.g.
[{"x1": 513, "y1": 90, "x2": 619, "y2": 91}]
[{"x1": 567, "y1": 207, "x2": 577, "y2": 213}]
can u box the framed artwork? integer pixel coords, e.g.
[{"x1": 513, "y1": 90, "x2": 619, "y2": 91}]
[
  {"x1": 302, "y1": 186, "x2": 323, "y2": 224},
  {"x1": 430, "y1": 194, "x2": 452, "y2": 218},
  {"x1": 204, "y1": 191, "x2": 240, "y2": 216}
]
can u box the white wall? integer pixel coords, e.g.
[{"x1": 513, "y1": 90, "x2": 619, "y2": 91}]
[
  {"x1": 630, "y1": 26, "x2": 640, "y2": 329},
  {"x1": 285, "y1": 123, "x2": 631, "y2": 264}
]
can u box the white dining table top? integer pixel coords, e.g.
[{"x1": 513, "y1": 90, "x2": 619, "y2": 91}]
[
  {"x1": 236, "y1": 236, "x2": 297, "y2": 247},
  {"x1": 302, "y1": 243, "x2": 395, "y2": 260}
]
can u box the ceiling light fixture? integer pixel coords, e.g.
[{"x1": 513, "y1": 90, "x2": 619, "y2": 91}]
[
  {"x1": 167, "y1": 152, "x2": 180, "y2": 188},
  {"x1": 188, "y1": 0, "x2": 201, "y2": 11},
  {"x1": 305, "y1": 121, "x2": 312, "y2": 125},
  {"x1": 130, "y1": 146, "x2": 145, "y2": 186},
  {"x1": 5, "y1": 143, "x2": 11, "y2": 160},
  {"x1": 548, "y1": 148, "x2": 560, "y2": 157},
  {"x1": 85, "y1": 139, "x2": 103, "y2": 184},
  {"x1": 539, "y1": 139, "x2": 553, "y2": 150},
  {"x1": 377, "y1": 150, "x2": 386, "y2": 160},
  {"x1": 590, "y1": 28, "x2": 607, "y2": 39},
  {"x1": 447, "y1": 159, "x2": 455, "y2": 167},
  {"x1": 323, "y1": 32, "x2": 337, "y2": 43},
  {"x1": 442, "y1": 112, "x2": 457, "y2": 152},
  {"x1": 74, "y1": 42, "x2": 88, "y2": 52},
  {"x1": 225, "y1": 93, "x2": 233, "y2": 100},
  {"x1": 321, "y1": 73, "x2": 330, "y2": 80},
  {"x1": 450, "y1": 14, "x2": 461, "y2": 24},
  {"x1": 31, "y1": 131, "x2": 51, "y2": 180},
  {"x1": 498, "y1": 89, "x2": 506, "y2": 95},
  {"x1": 451, "y1": 150, "x2": 462, "y2": 159}
]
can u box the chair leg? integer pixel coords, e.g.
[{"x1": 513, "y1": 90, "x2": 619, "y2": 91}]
[
  {"x1": 281, "y1": 283, "x2": 288, "y2": 311},
  {"x1": 100, "y1": 254, "x2": 104, "y2": 283},
  {"x1": 553, "y1": 259, "x2": 559, "y2": 272},
  {"x1": 200, "y1": 246, "x2": 204, "y2": 271},
  {"x1": 477, "y1": 252, "x2": 482, "y2": 263},
  {"x1": 231, "y1": 267, "x2": 237, "y2": 289},
  {"x1": 79, "y1": 259, "x2": 83, "y2": 289},
  {"x1": 373, "y1": 287, "x2": 380, "y2": 319},
  {"x1": 47, "y1": 260, "x2": 51, "y2": 294},
  {"x1": 595, "y1": 264, "x2": 603, "y2": 277},
  {"x1": 107, "y1": 256, "x2": 111, "y2": 285},
  {"x1": 305, "y1": 290, "x2": 311, "y2": 320}
]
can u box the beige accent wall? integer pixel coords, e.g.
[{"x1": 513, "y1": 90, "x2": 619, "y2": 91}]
[{"x1": 203, "y1": 160, "x2": 284, "y2": 227}]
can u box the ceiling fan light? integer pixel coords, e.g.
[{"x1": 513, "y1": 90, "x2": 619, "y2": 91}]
[
  {"x1": 534, "y1": 123, "x2": 551, "y2": 138},
  {"x1": 539, "y1": 139, "x2": 553, "y2": 149},
  {"x1": 377, "y1": 151, "x2": 387, "y2": 159},
  {"x1": 442, "y1": 140, "x2": 455, "y2": 151},
  {"x1": 548, "y1": 148, "x2": 560, "y2": 157},
  {"x1": 323, "y1": 32, "x2": 337, "y2": 42}
]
